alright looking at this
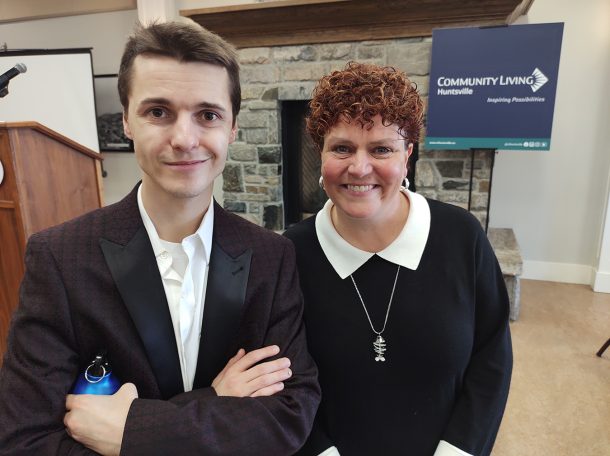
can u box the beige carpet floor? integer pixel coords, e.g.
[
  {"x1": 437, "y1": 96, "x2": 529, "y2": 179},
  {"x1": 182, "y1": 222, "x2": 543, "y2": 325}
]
[{"x1": 493, "y1": 279, "x2": 610, "y2": 455}]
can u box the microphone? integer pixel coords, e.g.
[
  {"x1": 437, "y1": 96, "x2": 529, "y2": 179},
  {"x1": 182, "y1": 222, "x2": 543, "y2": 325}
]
[{"x1": 0, "y1": 63, "x2": 27, "y2": 89}]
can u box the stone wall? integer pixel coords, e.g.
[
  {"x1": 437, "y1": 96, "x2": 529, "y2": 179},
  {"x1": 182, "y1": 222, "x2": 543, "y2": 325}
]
[{"x1": 224, "y1": 37, "x2": 493, "y2": 229}]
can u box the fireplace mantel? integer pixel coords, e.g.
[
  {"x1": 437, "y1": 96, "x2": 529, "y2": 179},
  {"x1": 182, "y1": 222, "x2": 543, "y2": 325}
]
[{"x1": 181, "y1": 0, "x2": 535, "y2": 49}]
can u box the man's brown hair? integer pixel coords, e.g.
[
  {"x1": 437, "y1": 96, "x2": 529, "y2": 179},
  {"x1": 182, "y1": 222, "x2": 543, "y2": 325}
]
[{"x1": 118, "y1": 21, "x2": 241, "y2": 124}]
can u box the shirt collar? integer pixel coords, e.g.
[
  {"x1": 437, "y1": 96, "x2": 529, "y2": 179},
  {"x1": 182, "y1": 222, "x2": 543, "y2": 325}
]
[
  {"x1": 315, "y1": 188, "x2": 431, "y2": 279},
  {"x1": 137, "y1": 185, "x2": 214, "y2": 263}
]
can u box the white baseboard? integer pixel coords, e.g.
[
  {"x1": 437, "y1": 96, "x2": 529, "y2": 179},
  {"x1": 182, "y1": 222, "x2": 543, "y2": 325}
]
[
  {"x1": 522, "y1": 260, "x2": 594, "y2": 285},
  {"x1": 593, "y1": 270, "x2": 610, "y2": 293}
]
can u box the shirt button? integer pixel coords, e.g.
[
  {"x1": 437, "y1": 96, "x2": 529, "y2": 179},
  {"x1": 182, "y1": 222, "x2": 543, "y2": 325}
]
[{"x1": 160, "y1": 252, "x2": 169, "y2": 260}]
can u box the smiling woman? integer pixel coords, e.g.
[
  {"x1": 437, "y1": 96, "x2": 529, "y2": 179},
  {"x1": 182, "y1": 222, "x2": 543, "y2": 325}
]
[
  {"x1": 284, "y1": 62, "x2": 513, "y2": 456},
  {"x1": 319, "y1": 116, "x2": 411, "y2": 251}
]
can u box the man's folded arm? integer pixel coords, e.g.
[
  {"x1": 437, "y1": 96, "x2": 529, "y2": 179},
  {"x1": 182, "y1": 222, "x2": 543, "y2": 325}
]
[{"x1": 121, "y1": 241, "x2": 320, "y2": 455}]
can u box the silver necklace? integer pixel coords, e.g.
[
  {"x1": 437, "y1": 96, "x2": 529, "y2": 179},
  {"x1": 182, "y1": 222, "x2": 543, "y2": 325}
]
[{"x1": 350, "y1": 265, "x2": 401, "y2": 362}]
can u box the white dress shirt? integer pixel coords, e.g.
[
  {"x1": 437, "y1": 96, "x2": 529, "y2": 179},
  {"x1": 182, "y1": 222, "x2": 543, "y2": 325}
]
[
  {"x1": 137, "y1": 186, "x2": 213, "y2": 392},
  {"x1": 315, "y1": 188, "x2": 473, "y2": 456}
]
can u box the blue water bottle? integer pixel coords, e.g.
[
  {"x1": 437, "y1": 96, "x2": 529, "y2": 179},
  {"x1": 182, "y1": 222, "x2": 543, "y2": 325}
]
[{"x1": 71, "y1": 351, "x2": 121, "y2": 395}]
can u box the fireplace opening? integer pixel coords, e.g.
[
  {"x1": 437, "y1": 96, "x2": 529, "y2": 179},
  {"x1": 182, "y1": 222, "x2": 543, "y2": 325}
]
[{"x1": 281, "y1": 100, "x2": 326, "y2": 228}]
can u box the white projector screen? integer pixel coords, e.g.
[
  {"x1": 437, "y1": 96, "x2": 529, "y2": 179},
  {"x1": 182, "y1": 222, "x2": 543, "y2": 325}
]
[{"x1": 0, "y1": 49, "x2": 99, "y2": 152}]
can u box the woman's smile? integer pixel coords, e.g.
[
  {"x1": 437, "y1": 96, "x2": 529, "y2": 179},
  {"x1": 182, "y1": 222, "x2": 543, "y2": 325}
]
[{"x1": 320, "y1": 115, "x2": 411, "y2": 223}]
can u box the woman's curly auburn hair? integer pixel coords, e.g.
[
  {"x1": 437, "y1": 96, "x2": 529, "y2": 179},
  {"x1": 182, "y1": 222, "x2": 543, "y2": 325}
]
[{"x1": 306, "y1": 61, "x2": 424, "y2": 151}]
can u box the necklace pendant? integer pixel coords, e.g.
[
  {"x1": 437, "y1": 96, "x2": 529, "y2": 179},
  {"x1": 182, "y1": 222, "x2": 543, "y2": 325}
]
[{"x1": 373, "y1": 335, "x2": 386, "y2": 362}]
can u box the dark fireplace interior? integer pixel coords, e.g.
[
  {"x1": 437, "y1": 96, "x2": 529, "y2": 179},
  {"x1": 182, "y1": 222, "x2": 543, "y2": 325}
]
[{"x1": 281, "y1": 101, "x2": 326, "y2": 228}]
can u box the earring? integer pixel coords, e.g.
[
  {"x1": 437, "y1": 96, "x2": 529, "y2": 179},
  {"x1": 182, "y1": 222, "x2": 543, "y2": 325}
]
[
  {"x1": 319, "y1": 176, "x2": 325, "y2": 190},
  {"x1": 402, "y1": 177, "x2": 410, "y2": 190}
]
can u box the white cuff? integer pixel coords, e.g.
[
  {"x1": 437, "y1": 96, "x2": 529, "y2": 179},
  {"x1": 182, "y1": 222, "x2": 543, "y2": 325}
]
[
  {"x1": 434, "y1": 440, "x2": 473, "y2": 456},
  {"x1": 317, "y1": 446, "x2": 340, "y2": 456}
]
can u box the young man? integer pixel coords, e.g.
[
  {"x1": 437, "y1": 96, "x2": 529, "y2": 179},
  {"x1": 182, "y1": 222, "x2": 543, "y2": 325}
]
[{"x1": 0, "y1": 22, "x2": 319, "y2": 455}]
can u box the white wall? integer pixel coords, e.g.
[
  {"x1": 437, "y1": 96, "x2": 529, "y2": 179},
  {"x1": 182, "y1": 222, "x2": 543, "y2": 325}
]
[
  {"x1": 0, "y1": 52, "x2": 99, "y2": 151},
  {"x1": 3, "y1": 1, "x2": 610, "y2": 284},
  {"x1": 0, "y1": 10, "x2": 137, "y2": 74},
  {"x1": 594, "y1": 188, "x2": 610, "y2": 292},
  {"x1": 489, "y1": 0, "x2": 610, "y2": 286},
  {"x1": 0, "y1": 10, "x2": 143, "y2": 205}
]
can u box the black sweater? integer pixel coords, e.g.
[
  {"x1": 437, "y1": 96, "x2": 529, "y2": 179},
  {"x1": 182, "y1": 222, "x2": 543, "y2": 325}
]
[{"x1": 285, "y1": 199, "x2": 512, "y2": 456}]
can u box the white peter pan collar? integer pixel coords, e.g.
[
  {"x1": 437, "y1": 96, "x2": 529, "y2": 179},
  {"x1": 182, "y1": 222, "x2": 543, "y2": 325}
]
[{"x1": 315, "y1": 188, "x2": 431, "y2": 279}]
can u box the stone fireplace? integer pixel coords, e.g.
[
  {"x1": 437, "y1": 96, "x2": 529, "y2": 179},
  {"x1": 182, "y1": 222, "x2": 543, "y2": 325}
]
[
  {"x1": 222, "y1": 38, "x2": 495, "y2": 230},
  {"x1": 184, "y1": 0, "x2": 527, "y2": 319}
]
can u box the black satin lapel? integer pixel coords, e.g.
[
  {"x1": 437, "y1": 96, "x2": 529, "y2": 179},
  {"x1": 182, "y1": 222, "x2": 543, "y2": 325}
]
[
  {"x1": 193, "y1": 242, "x2": 252, "y2": 388},
  {"x1": 100, "y1": 227, "x2": 183, "y2": 399}
]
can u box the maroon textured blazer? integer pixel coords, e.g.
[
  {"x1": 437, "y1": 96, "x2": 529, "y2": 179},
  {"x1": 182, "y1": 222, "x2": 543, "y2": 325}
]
[{"x1": 0, "y1": 185, "x2": 320, "y2": 455}]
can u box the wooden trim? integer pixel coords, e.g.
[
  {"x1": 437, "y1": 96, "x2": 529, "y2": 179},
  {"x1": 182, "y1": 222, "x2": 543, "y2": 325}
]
[
  {"x1": 0, "y1": 200, "x2": 15, "y2": 209},
  {"x1": 95, "y1": 161, "x2": 105, "y2": 207},
  {"x1": 180, "y1": 0, "x2": 347, "y2": 15},
  {"x1": 182, "y1": 0, "x2": 536, "y2": 49},
  {"x1": 0, "y1": 122, "x2": 103, "y2": 161},
  {"x1": 1, "y1": 129, "x2": 27, "y2": 251},
  {"x1": 0, "y1": 49, "x2": 93, "y2": 57}
]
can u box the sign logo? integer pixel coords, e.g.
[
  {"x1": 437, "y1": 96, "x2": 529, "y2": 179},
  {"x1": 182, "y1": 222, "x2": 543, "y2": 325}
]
[
  {"x1": 436, "y1": 67, "x2": 550, "y2": 94},
  {"x1": 530, "y1": 68, "x2": 548, "y2": 92},
  {"x1": 425, "y1": 23, "x2": 564, "y2": 151}
]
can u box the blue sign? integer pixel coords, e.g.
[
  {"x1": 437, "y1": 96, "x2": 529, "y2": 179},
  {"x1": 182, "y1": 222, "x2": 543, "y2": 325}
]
[{"x1": 425, "y1": 23, "x2": 564, "y2": 151}]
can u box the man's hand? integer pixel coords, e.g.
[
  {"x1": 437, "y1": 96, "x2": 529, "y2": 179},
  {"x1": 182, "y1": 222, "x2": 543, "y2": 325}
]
[
  {"x1": 213, "y1": 345, "x2": 292, "y2": 397},
  {"x1": 65, "y1": 383, "x2": 138, "y2": 456}
]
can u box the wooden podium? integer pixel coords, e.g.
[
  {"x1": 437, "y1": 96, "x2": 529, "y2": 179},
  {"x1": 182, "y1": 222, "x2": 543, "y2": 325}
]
[{"x1": 0, "y1": 122, "x2": 103, "y2": 359}]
